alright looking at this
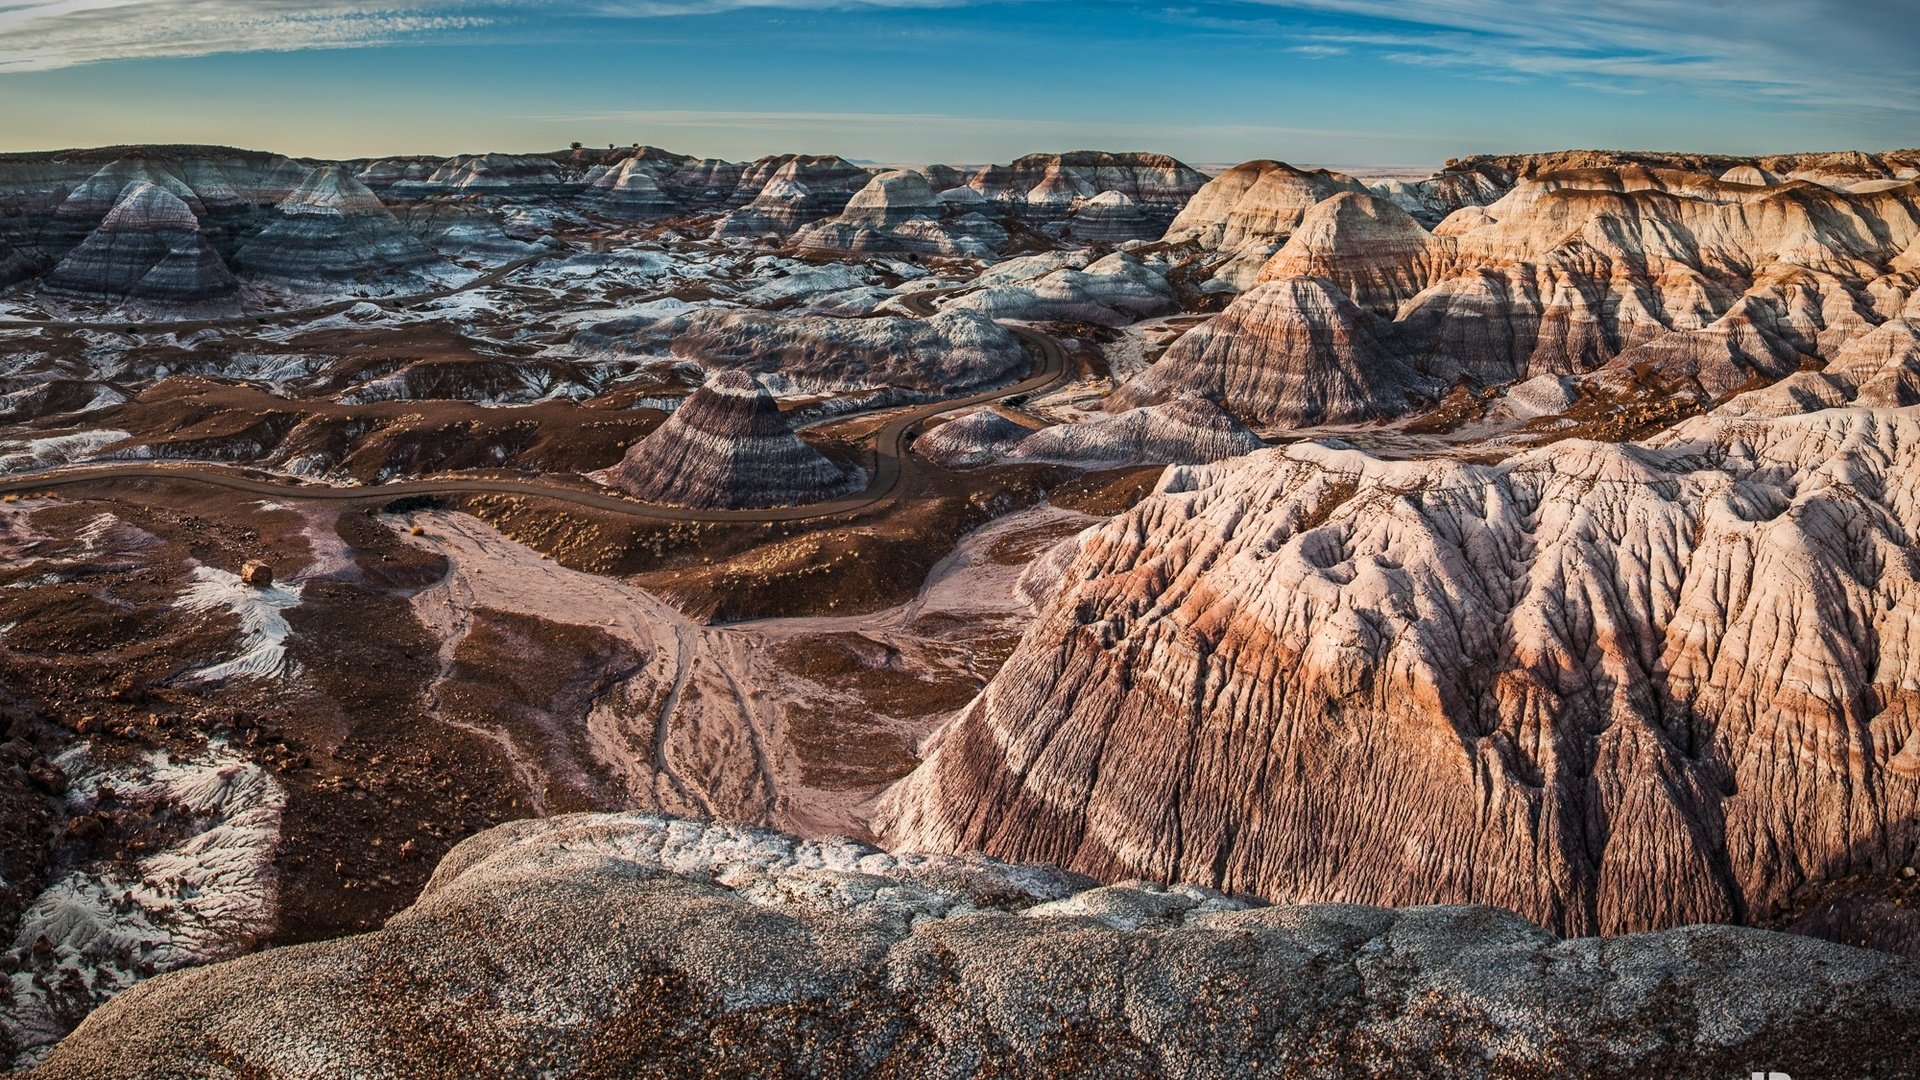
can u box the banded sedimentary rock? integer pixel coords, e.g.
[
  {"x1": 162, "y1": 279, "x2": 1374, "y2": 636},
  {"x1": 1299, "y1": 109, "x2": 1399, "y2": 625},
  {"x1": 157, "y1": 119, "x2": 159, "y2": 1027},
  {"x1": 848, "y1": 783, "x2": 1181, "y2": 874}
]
[
  {"x1": 579, "y1": 157, "x2": 682, "y2": 218},
  {"x1": 713, "y1": 156, "x2": 873, "y2": 239},
  {"x1": 1374, "y1": 149, "x2": 1920, "y2": 222},
  {"x1": 32, "y1": 813, "x2": 1920, "y2": 1079},
  {"x1": 576, "y1": 305, "x2": 1027, "y2": 394},
  {"x1": 400, "y1": 199, "x2": 550, "y2": 259},
  {"x1": 1064, "y1": 190, "x2": 1157, "y2": 243},
  {"x1": 942, "y1": 251, "x2": 1178, "y2": 326},
  {"x1": 19, "y1": 150, "x2": 303, "y2": 260},
  {"x1": 966, "y1": 151, "x2": 1206, "y2": 225},
  {"x1": 793, "y1": 169, "x2": 1007, "y2": 257},
  {"x1": 1123, "y1": 166, "x2": 1920, "y2": 425},
  {"x1": 389, "y1": 153, "x2": 577, "y2": 199},
  {"x1": 1110, "y1": 276, "x2": 1413, "y2": 423},
  {"x1": 0, "y1": 235, "x2": 34, "y2": 286},
  {"x1": 1164, "y1": 160, "x2": 1374, "y2": 289},
  {"x1": 919, "y1": 395, "x2": 1263, "y2": 470},
  {"x1": 594, "y1": 371, "x2": 860, "y2": 509},
  {"x1": 233, "y1": 165, "x2": 443, "y2": 282},
  {"x1": 353, "y1": 157, "x2": 436, "y2": 192},
  {"x1": 42, "y1": 182, "x2": 237, "y2": 302},
  {"x1": 880, "y1": 405, "x2": 1920, "y2": 938}
]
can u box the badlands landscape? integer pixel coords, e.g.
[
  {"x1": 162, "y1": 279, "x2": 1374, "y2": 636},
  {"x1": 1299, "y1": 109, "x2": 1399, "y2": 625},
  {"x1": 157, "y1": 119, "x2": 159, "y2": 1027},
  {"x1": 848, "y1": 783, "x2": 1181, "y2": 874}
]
[{"x1": 1, "y1": 141, "x2": 1919, "y2": 1075}]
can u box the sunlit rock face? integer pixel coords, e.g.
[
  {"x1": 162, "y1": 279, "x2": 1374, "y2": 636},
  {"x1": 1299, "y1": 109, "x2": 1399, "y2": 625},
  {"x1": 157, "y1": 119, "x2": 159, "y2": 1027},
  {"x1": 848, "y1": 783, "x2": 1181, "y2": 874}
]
[
  {"x1": 1110, "y1": 276, "x2": 1414, "y2": 424},
  {"x1": 880, "y1": 405, "x2": 1920, "y2": 938},
  {"x1": 1120, "y1": 167, "x2": 1920, "y2": 426},
  {"x1": 233, "y1": 165, "x2": 444, "y2": 283},
  {"x1": 1164, "y1": 160, "x2": 1375, "y2": 289},
  {"x1": 42, "y1": 182, "x2": 238, "y2": 302},
  {"x1": 30, "y1": 813, "x2": 1920, "y2": 1079},
  {"x1": 594, "y1": 371, "x2": 860, "y2": 510}
]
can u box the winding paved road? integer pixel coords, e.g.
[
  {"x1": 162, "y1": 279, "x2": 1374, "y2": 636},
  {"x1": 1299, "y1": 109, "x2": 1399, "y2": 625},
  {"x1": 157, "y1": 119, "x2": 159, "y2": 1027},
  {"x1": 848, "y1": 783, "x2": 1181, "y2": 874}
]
[{"x1": 0, "y1": 282, "x2": 1067, "y2": 524}]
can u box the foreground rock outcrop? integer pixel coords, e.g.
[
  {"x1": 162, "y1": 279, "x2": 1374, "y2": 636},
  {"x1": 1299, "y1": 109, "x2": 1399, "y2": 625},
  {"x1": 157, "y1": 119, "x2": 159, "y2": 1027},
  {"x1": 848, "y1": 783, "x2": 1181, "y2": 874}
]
[
  {"x1": 594, "y1": 371, "x2": 861, "y2": 509},
  {"x1": 882, "y1": 404, "x2": 1920, "y2": 939},
  {"x1": 29, "y1": 813, "x2": 1918, "y2": 1079}
]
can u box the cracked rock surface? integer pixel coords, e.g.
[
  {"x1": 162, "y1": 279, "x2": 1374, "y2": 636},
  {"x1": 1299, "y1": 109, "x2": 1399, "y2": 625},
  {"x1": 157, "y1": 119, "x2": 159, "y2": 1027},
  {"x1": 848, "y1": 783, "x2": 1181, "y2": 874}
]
[{"x1": 30, "y1": 813, "x2": 1918, "y2": 1079}]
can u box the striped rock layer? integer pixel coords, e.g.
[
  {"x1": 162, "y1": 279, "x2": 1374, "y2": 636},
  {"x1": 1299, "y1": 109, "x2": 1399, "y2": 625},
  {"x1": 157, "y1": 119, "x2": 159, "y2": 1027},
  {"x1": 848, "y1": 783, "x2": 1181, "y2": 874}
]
[
  {"x1": 41, "y1": 182, "x2": 237, "y2": 302},
  {"x1": 880, "y1": 404, "x2": 1920, "y2": 938},
  {"x1": 233, "y1": 166, "x2": 443, "y2": 282},
  {"x1": 1124, "y1": 167, "x2": 1920, "y2": 426},
  {"x1": 597, "y1": 371, "x2": 860, "y2": 510}
]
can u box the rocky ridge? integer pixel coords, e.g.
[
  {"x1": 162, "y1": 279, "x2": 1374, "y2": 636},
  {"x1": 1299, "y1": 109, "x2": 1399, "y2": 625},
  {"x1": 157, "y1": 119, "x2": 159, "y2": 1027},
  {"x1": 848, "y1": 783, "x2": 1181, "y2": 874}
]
[
  {"x1": 28, "y1": 813, "x2": 1918, "y2": 1079},
  {"x1": 1122, "y1": 166, "x2": 1920, "y2": 425}
]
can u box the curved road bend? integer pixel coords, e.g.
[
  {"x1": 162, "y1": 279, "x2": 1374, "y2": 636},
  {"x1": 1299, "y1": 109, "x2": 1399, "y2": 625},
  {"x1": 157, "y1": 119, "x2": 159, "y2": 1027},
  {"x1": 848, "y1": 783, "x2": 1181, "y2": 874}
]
[{"x1": 0, "y1": 317, "x2": 1068, "y2": 525}]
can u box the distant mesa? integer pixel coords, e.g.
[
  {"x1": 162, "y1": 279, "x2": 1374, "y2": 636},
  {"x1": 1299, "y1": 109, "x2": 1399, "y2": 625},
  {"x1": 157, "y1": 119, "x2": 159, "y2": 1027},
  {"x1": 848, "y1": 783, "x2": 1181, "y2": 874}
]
[
  {"x1": 968, "y1": 151, "x2": 1207, "y2": 221},
  {"x1": 389, "y1": 152, "x2": 575, "y2": 199},
  {"x1": 42, "y1": 181, "x2": 238, "y2": 303},
  {"x1": 594, "y1": 370, "x2": 863, "y2": 510},
  {"x1": 712, "y1": 156, "x2": 873, "y2": 240},
  {"x1": 792, "y1": 169, "x2": 1008, "y2": 257},
  {"x1": 233, "y1": 165, "x2": 445, "y2": 283},
  {"x1": 581, "y1": 158, "x2": 683, "y2": 219}
]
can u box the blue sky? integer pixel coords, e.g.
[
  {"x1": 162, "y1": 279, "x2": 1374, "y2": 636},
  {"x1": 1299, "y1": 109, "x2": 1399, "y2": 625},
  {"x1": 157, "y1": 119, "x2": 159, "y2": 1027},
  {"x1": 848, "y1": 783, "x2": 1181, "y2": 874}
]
[{"x1": 0, "y1": 1, "x2": 1915, "y2": 166}]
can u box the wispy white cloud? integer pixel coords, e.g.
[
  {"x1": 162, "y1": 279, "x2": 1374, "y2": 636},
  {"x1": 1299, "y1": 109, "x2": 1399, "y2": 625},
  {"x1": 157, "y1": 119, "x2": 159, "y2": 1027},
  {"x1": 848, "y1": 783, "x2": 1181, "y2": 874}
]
[
  {"x1": 1231, "y1": 0, "x2": 1920, "y2": 116},
  {"x1": 0, "y1": 1, "x2": 497, "y2": 70},
  {"x1": 0, "y1": 0, "x2": 982, "y2": 71}
]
